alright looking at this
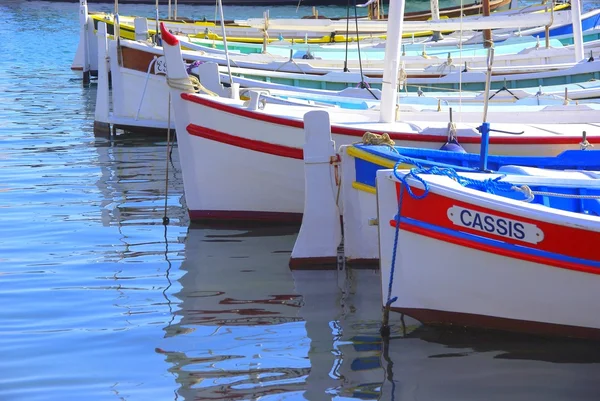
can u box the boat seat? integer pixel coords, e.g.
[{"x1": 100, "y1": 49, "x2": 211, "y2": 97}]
[{"x1": 498, "y1": 165, "x2": 599, "y2": 180}]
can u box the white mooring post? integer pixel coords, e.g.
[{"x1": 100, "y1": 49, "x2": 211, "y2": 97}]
[
  {"x1": 94, "y1": 21, "x2": 111, "y2": 136},
  {"x1": 290, "y1": 110, "x2": 342, "y2": 270},
  {"x1": 79, "y1": 0, "x2": 90, "y2": 85}
]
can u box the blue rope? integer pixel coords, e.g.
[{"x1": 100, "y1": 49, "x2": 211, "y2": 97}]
[
  {"x1": 385, "y1": 183, "x2": 403, "y2": 308},
  {"x1": 385, "y1": 162, "x2": 522, "y2": 307},
  {"x1": 392, "y1": 162, "x2": 517, "y2": 201}
]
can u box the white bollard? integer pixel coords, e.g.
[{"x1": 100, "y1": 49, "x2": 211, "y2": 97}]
[{"x1": 290, "y1": 110, "x2": 342, "y2": 269}]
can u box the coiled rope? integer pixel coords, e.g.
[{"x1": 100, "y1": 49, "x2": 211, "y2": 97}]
[
  {"x1": 359, "y1": 131, "x2": 396, "y2": 146},
  {"x1": 392, "y1": 163, "x2": 600, "y2": 204},
  {"x1": 166, "y1": 75, "x2": 218, "y2": 97}
]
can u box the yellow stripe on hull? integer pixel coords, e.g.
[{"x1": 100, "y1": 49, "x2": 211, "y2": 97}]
[
  {"x1": 351, "y1": 182, "x2": 377, "y2": 194},
  {"x1": 90, "y1": 2, "x2": 569, "y2": 45}
]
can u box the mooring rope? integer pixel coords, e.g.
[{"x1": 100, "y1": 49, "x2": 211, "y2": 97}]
[
  {"x1": 166, "y1": 75, "x2": 218, "y2": 96},
  {"x1": 358, "y1": 131, "x2": 396, "y2": 146},
  {"x1": 392, "y1": 164, "x2": 600, "y2": 203}
]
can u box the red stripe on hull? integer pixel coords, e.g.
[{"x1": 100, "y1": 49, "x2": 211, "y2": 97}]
[
  {"x1": 393, "y1": 307, "x2": 600, "y2": 341},
  {"x1": 397, "y1": 221, "x2": 600, "y2": 275},
  {"x1": 393, "y1": 183, "x2": 600, "y2": 268},
  {"x1": 189, "y1": 209, "x2": 303, "y2": 224},
  {"x1": 181, "y1": 93, "x2": 590, "y2": 145},
  {"x1": 186, "y1": 124, "x2": 304, "y2": 159}
]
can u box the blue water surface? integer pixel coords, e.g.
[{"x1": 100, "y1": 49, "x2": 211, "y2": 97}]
[{"x1": 1, "y1": 1, "x2": 600, "y2": 400}]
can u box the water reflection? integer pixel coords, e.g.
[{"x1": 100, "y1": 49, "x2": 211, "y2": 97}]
[
  {"x1": 160, "y1": 227, "x2": 389, "y2": 400},
  {"x1": 161, "y1": 226, "x2": 600, "y2": 400},
  {"x1": 379, "y1": 319, "x2": 600, "y2": 400},
  {"x1": 93, "y1": 133, "x2": 187, "y2": 228}
]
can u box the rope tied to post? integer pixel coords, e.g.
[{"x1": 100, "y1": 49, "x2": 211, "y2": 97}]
[{"x1": 166, "y1": 75, "x2": 218, "y2": 97}]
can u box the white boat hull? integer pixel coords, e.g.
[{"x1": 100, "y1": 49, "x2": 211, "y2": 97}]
[
  {"x1": 376, "y1": 169, "x2": 600, "y2": 339},
  {"x1": 160, "y1": 22, "x2": 600, "y2": 223}
]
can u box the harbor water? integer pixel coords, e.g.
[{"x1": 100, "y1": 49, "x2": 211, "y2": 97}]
[{"x1": 2, "y1": 1, "x2": 600, "y2": 399}]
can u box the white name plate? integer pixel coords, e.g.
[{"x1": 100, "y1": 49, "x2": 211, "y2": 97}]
[{"x1": 447, "y1": 206, "x2": 544, "y2": 244}]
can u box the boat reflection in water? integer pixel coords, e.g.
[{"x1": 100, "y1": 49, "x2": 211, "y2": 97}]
[
  {"x1": 92, "y1": 133, "x2": 186, "y2": 228},
  {"x1": 379, "y1": 326, "x2": 600, "y2": 400},
  {"x1": 157, "y1": 226, "x2": 600, "y2": 400},
  {"x1": 158, "y1": 226, "x2": 386, "y2": 400}
]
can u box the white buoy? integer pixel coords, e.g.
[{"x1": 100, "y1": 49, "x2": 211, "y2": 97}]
[
  {"x1": 290, "y1": 110, "x2": 342, "y2": 269},
  {"x1": 94, "y1": 21, "x2": 111, "y2": 136}
]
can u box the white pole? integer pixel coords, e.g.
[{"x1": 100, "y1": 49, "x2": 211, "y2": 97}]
[
  {"x1": 114, "y1": 0, "x2": 121, "y2": 60},
  {"x1": 79, "y1": 0, "x2": 90, "y2": 85},
  {"x1": 217, "y1": 0, "x2": 234, "y2": 88},
  {"x1": 95, "y1": 21, "x2": 111, "y2": 133},
  {"x1": 168, "y1": 0, "x2": 172, "y2": 20},
  {"x1": 155, "y1": 0, "x2": 159, "y2": 43},
  {"x1": 571, "y1": 0, "x2": 584, "y2": 62},
  {"x1": 379, "y1": 0, "x2": 406, "y2": 123},
  {"x1": 430, "y1": 0, "x2": 442, "y2": 41}
]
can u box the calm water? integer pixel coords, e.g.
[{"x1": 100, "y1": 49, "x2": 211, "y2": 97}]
[{"x1": 2, "y1": 1, "x2": 600, "y2": 400}]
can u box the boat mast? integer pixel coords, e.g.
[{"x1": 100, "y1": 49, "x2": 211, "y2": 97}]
[
  {"x1": 571, "y1": 0, "x2": 584, "y2": 61},
  {"x1": 217, "y1": 0, "x2": 234, "y2": 87},
  {"x1": 155, "y1": 0, "x2": 159, "y2": 43},
  {"x1": 379, "y1": 0, "x2": 406, "y2": 123},
  {"x1": 430, "y1": 0, "x2": 442, "y2": 41}
]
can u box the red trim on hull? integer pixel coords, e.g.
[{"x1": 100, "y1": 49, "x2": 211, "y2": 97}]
[
  {"x1": 189, "y1": 209, "x2": 303, "y2": 223},
  {"x1": 186, "y1": 124, "x2": 304, "y2": 159},
  {"x1": 399, "y1": 222, "x2": 600, "y2": 275},
  {"x1": 393, "y1": 307, "x2": 600, "y2": 341},
  {"x1": 180, "y1": 93, "x2": 590, "y2": 145},
  {"x1": 391, "y1": 184, "x2": 600, "y2": 274}
]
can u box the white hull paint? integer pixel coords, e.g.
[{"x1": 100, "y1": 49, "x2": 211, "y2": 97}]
[
  {"x1": 171, "y1": 93, "x2": 600, "y2": 220},
  {"x1": 160, "y1": 22, "x2": 600, "y2": 222},
  {"x1": 376, "y1": 169, "x2": 600, "y2": 339}
]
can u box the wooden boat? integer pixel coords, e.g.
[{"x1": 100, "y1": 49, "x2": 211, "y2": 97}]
[
  {"x1": 300, "y1": 0, "x2": 515, "y2": 21},
  {"x1": 90, "y1": 3, "x2": 600, "y2": 133},
  {"x1": 91, "y1": 12, "x2": 600, "y2": 135},
  {"x1": 93, "y1": 28, "x2": 600, "y2": 135},
  {"x1": 376, "y1": 164, "x2": 600, "y2": 340},
  {"x1": 158, "y1": 21, "x2": 600, "y2": 223},
  {"x1": 82, "y1": 0, "x2": 572, "y2": 44},
  {"x1": 73, "y1": 0, "x2": 598, "y2": 79},
  {"x1": 336, "y1": 140, "x2": 600, "y2": 266}
]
